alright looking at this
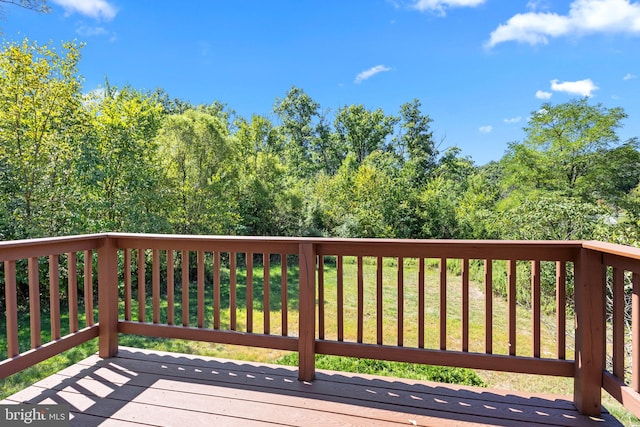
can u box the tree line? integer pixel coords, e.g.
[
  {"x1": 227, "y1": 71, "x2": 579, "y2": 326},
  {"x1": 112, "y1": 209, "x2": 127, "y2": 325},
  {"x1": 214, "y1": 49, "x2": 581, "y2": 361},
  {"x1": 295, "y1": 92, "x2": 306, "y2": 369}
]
[{"x1": 2, "y1": 39, "x2": 640, "y2": 248}]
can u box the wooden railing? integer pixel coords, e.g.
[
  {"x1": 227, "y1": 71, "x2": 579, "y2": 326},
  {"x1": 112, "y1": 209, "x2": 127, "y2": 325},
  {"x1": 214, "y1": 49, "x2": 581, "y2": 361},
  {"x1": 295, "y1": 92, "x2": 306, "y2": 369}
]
[{"x1": 1, "y1": 233, "x2": 640, "y2": 418}]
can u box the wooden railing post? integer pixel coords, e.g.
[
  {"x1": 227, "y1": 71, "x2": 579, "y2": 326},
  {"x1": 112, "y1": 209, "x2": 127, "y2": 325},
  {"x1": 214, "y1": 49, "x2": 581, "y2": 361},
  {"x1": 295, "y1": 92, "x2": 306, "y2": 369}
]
[
  {"x1": 98, "y1": 236, "x2": 119, "y2": 358},
  {"x1": 298, "y1": 242, "x2": 316, "y2": 381},
  {"x1": 573, "y1": 247, "x2": 605, "y2": 416}
]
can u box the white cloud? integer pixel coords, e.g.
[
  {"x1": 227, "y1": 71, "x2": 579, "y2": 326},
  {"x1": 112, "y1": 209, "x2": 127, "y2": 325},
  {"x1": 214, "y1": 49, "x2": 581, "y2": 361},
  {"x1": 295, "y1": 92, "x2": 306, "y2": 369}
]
[
  {"x1": 411, "y1": 0, "x2": 486, "y2": 15},
  {"x1": 486, "y1": 0, "x2": 640, "y2": 48},
  {"x1": 76, "y1": 25, "x2": 108, "y2": 37},
  {"x1": 479, "y1": 125, "x2": 493, "y2": 133},
  {"x1": 550, "y1": 78, "x2": 599, "y2": 96},
  {"x1": 354, "y1": 65, "x2": 392, "y2": 84},
  {"x1": 504, "y1": 116, "x2": 522, "y2": 124},
  {"x1": 52, "y1": 0, "x2": 117, "y2": 21},
  {"x1": 536, "y1": 90, "x2": 553, "y2": 99},
  {"x1": 624, "y1": 73, "x2": 637, "y2": 80}
]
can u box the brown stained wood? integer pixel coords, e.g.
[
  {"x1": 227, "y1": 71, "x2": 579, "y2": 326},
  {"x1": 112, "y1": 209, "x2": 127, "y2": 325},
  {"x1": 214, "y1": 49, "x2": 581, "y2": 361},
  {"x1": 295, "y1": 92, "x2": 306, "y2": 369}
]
[
  {"x1": 337, "y1": 255, "x2": 344, "y2": 342},
  {"x1": 357, "y1": 256, "x2": 364, "y2": 344},
  {"x1": 167, "y1": 250, "x2": 174, "y2": 325},
  {"x1": 98, "y1": 236, "x2": 119, "y2": 357},
  {"x1": 263, "y1": 253, "x2": 270, "y2": 335},
  {"x1": 137, "y1": 249, "x2": 145, "y2": 323},
  {"x1": 484, "y1": 259, "x2": 493, "y2": 354},
  {"x1": 84, "y1": 250, "x2": 94, "y2": 326},
  {"x1": 49, "y1": 255, "x2": 60, "y2": 340},
  {"x1": 532, "y1": 260, "x2": 541, "y2": 358},
  {"x1": 119, "y1": 322, "x2": 297, "y2": 352},
  {"x1": 603, "y1": 371, "x2": 640, "y2": 421},
  {"x1": 317, "y1": 255, "x2": 324, "y2": 340},
  {"x1": 28, "y1": 257, "x2": 41, "y2": 349},
  {"x1": 0, "y1": 234, "x2": 102, "y2": 263},
  {"x1": 418, "y1": 257, "x2": 425, "y2": 349},
  {"x1": 246, "y1": 253, "x2": 253, "y2": 333},
  {"x1": 556, "y1": 261, "x2": 566, "y2": 360},
  {"x1": 508, "y1": 260, "x2": 516, "y2": 356},
  {"x1": 181, "y1": 250, "x2": 189, "y2": 327},
  {"x1": 123, "y1": 249, "x2": 131, "y2": 321},
  {"x1": 573, "y1": 248, "x2": 605, "y2": 416},
  {"x1": 462, "y1": 258, "x2": 469, "y2": 353},
  {"x1": 376, "y1": 256, "x2": 383, "y2": 346},
  {"x1": 197, "y1": 251, "x2": 205, "y2": 328},
  {"x1": 67, "y1": 253, "x2": 78, "y2": 332},
  {"x1": 5, "y1": 260, "x2": 18, "y2": 357},
  {"x1": 230, "y1": 252, "x2": 237, "y2": 331},
  {"x1": 281, "y1": 254, "x2": 288, "y2": 336},
  {"x1": 397, "y1": 257, "x2": 404, "y2": 347},
  {"x1": 316, "y1": 341, "x2": 575, "y2": 377},
  {"x1": 152, "y1": 249, "x2": 160, "y2": 324},
  {"x1": 634, "y1": 272, "x2": 640, "y2": 392},
  {"x1": 213, "y1": 251, "x2": 220, "y2": 330},
  {"x1": 612, "y1": 266, "x2": 624, "y2": 378},
  {"x1": 0, "y1": 326, "x2": 98, "y2": 379},
  {"x1": 440, "y1": 258, "x2": 447, "y2": 351},
  {"x1": 298, "y1": 242, "x2": 316, "y2": 381}
]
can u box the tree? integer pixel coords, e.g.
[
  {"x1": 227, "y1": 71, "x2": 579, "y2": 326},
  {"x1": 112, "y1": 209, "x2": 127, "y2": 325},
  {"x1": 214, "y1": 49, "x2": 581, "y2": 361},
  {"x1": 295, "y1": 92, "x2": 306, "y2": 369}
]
[
  {"x1": 506, "y1": 98, "x2": 627, "y2": 198},
  {"x1": 78, "y1": 84, "x2": 167, "y2": 232},
  {"x1": 334, "y1": 104, "x2": 398, "y2": 165},
  {"x1": 156, "y1": 109, "x2": 238, "y2": 234},
  {"x1": 273, "y1": 86, "x2": 320, "y2": 177},
  {"x1": 0, "y1": 39, "x2": 84, "y2": 238},
  {"x1": 396, "y1": 99, "x2": 437, "y2": 184}
]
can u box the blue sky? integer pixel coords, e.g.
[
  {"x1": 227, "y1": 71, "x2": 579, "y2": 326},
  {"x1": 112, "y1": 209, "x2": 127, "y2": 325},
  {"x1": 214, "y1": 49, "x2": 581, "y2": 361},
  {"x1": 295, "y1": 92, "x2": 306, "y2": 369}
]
[{"x1": 2, "y1": 0, "x2": 640, "y2": 165}]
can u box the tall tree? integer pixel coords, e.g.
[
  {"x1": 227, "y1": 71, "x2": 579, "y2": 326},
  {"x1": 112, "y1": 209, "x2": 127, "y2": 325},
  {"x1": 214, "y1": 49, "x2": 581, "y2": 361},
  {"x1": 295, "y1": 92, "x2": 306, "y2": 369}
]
[
  {"x1": 273, "y1": 86, "x2": 320, "y2": 177},
  {"x1": 334, "y1": 104, "x2": 398, "y2": 165},
  {"x1": 396, "y1": 99, "x2": 437, "y2": 184},
  {"x1": 0, "y1": 39, "x2": 83, "y2": 238}
]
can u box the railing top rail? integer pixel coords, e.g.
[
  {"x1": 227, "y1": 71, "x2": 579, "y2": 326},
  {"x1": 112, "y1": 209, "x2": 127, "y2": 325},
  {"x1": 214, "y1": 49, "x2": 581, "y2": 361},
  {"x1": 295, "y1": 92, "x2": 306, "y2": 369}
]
[
  {"x1": 0, "y1": 233, "x2": 105, "y2": 261},
  {"x1": 582, "y1": 240, "x2": 640, "y2": 261}
]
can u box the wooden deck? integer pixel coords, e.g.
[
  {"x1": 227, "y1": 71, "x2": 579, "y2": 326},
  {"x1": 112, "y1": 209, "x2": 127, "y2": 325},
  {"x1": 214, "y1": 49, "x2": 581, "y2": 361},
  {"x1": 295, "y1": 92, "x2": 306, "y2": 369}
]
[{"x1": 1, "y1": 347, "x2": 622, "y2": 426}]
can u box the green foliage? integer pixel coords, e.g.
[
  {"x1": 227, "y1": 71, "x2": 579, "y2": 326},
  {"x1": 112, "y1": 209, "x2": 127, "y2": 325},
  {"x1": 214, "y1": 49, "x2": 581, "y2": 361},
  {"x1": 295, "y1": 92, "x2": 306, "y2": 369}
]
[{"x1": 276, "y1": 353, "x2": 485, "y2": 387}]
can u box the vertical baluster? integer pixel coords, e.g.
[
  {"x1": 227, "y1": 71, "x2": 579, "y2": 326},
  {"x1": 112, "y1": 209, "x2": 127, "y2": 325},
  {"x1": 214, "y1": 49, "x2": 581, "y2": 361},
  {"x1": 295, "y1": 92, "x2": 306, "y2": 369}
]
[
  {"x1": 281, "y1": 254, "x2": 288, "y2": 336},
  {"x1": 197, "y1": 251, "x2": 205, "y2": 328},
  {"x1": 167, "y1": 250, "x2": 175, "y2": 325},
  {"x1": 137, "y1": 249, "x2": 145, "y2": 323},
  {"x1": 152, "y1": 249, "x2": 160, "y2": 324},
  {"x1": 462, "y1": 258, "x2": 469, "y2": 352},
  {"x1": 49, "y1": 255, "x2": 60, "y2": 340},
  {"x1": 632, "y1": 272, "x2": 639, "y2": 392},
  {"x1": 214, "y1": 251, "x2": 221, "y2": 330},
  {"x1": 123, "y1": 249, "x2": 131, "y2": 321},
  {"x1": 317, "y1": 255, "x2": 324, "y2": 339},
  {"x1": 337, "y1": 256, "x2": 344, "y2": 342},
  {"x1": 263, "y1": 253, "x2": 270, "y2": 334},
  {"x1": 613, "y1": 266, "x2": 624, "y2": 379},
  {"x1": 84, "y1": 250, "x2": 94, "y2": 326},
  {"x1": 508, "y1": 260, "x2": 517, "y2": 356},
  {"x1": 28, "y1": 257, "x2": 41, "y2": 348},
  {"x1": 230, "y1": 252, "x2": 237, "y2": 331},
  {"x1": 68, "y1": 253, "x2": 78, "y2": 332},
  {"x1": 556, "y1": 261, "x2": 566, "y2": 360},
  {"x1": 246, "y1": 253, "x2": 253, "y2": 333},
  {"x1": 397, "y1": 257, "x2": 404, "y2": 347},
  {"x1": 418, "y1": 257, "x2": 425, "y2": 349},
  {"x1": 181, "y1": 250, "x2": 189, "y2": 326},
  {"x1": 357, "y1": 256, "x2": 364, "y2": 344},
  {"x1": 485, "y1": 259, "x2": 493, "y2": 354},
  {"x1": 532, "y1": 260, "x2": 541, "y2": 358},
  {"x1": 440, "y1": 258, "x2": 447, "y2": 351},
  {"x1": 5, "y1": 260, "x2": 18, "y2": 357},
  {"x1": 376, "y1": 256, "x2": 383, "y2": 345}
]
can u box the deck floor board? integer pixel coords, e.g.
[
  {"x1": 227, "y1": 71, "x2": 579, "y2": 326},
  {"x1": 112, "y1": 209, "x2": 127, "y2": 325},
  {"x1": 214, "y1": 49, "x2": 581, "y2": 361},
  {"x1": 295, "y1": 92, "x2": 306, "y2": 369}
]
[{"x1": 1, "y1": 347, "x2": 622, "y2": 426}]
